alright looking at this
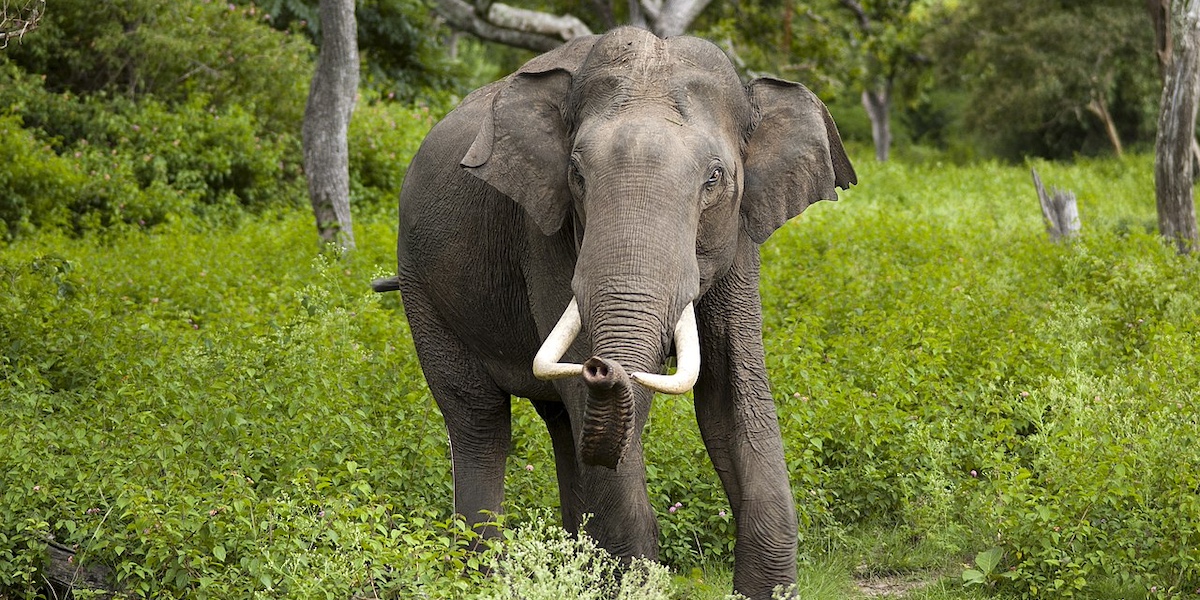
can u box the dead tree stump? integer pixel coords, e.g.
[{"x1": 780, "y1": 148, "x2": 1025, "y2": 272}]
[
  {"x1": 1031, "y1": 168, "x2": 1080, "y2": 241},
  {"x1": 41, "y1": 538, "x2": 116, "y2": 598}
]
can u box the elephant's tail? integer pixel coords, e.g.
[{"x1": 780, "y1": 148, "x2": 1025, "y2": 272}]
[{"x1": 370, "y1": 275, "x2": 401, "y2": 293}]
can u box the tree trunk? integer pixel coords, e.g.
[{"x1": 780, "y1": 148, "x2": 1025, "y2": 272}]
[
  {"x1": 303, "y1": 0, "x2": 359, "y2": 251},
  {"x1": 862, "y1": 86, "x2": 891, "y2": 162},
  {"x1": 1155, "y1": 0, "x2": 1200, "y2": 253}
]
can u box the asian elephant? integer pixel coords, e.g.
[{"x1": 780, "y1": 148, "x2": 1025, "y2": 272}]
[{"x1": 372, "y1": 27, "x2": 855, "y2": 599}]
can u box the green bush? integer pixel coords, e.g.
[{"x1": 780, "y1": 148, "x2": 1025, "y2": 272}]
[
  {"x1": 980, "y1": 375, "x2": 1200, "y2": 598},
  {"x1": 2, "y1": 154, "x2": 1199, "y2": 599},
  {"x1": 0, "y1": 114, "x2": 82, "y2": 238},
  {"x1": 0, "y1": 97, "x2": 302, "y2": 238},
  {"x1": 1, "y1": 54, "x2": 439, "y2": 239},
  {"x1": 484, "y1": 514, "x2": 673, "y2": 600},
  {"x1": 1, "y1": 0, "x2": 312, "y2": 133},
  {"x1": 0, "y1": 0, "x2": 318, "y2": 239},
  {"x1": 761, "y1": 154, "x2": 1198, "y2": 596},
  {"x1": 348, "y1": 96, "x2": 439, "y2": 215}
]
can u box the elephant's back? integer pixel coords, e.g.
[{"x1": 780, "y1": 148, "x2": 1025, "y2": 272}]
[
  {"x1": 399, "y1": 81, "x2": 504, "y2": 228},
  {"x1": 398, "y1": 79, "x2": 514, "y2": 270}
]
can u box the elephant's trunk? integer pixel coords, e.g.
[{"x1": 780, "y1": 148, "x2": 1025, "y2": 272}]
[
  {"x1": 531, "y1": 298, "x2": 701, "y2": 469},
  {"x1": 579, "y1": 356, "x2": 635, "y2": 469}
]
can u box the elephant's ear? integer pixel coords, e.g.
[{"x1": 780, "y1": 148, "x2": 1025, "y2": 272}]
[
  {"x1": 462, "y1": 36, "x2": 598, "y2": 236},
  {"x1": 741, "y1": 77, "x2": 857, "y2": 245}
]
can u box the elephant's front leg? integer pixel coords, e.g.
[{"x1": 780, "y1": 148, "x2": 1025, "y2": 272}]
[{"x1": 693, "y1": 235, "x2": 798, "y2": 600}]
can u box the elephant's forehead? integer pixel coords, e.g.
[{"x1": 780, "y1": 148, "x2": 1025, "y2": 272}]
[
  {"x1": 584, "y1": 27, "x2": 669, "y2": 73},
  {"x1": 567, "y1": 29, "x2": 749, "y2": 135},
  {"x1": 569, "y1": 69, "x2": 748, "y2": 136},
  {"x1": 584, "y1": 27, "x2": 732, "y2": 74}
]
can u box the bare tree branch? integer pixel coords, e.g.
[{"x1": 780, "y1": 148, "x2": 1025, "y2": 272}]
[
  {"x1": 434, "y1": 0, "x2": 592, "y2": 52},
  {"x1": 488, "y1": 3, "x2": 592, "y2": 39},
  {"x1": 0, "y1": 0, "x2": 44, "y2": 48},
  {"x1": 433, "y1": 0, "x2": 710, "y2": 50},
  {"x1": 653, "y1": 0, "x2": 710, "y2": 37},
  {"x1": 839, "y1": 0, "x2": 871, "y2": 30},
  {"x1": 640, "y1": 0, "x2": 664, "y2": 21}
]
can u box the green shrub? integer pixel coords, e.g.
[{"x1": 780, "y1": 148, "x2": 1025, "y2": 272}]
[
  {"x1": 2, "y1": 154, "x2": 1199, "y2": 599},
  {"x1": 484, "y1": 514, "x2": 673, "y2": 600},
  {"x1": 0, "y1": 114, "x2": 82, "y2": 238},
  {"x1": 348, "y1": 96, "x2": 438, "y2": 216},
  {"x1": 0, "y1": 80, "x2": 306, "y2": 236},
  {"x1": 1, "y1": 0, "x2": 311, "y2": 133},
  {"x1": 99, "y1": 95, "x2": 302, "y2": 215},
  {"x1": 1, "y1": 59, "x2": 442, "y2": 239},
  {"x1": 761, "y1": 153, "x2": 1198, "y2": 595},
  {"x1": 979, "y1": 375, "x2": 1200, "y2": 598}
]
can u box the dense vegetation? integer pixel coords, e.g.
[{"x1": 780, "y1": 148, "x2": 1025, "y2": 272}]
[
  {"x1": 3, "y1": 153, "x2": 1199, "y2": 598},
  {"x1": 3, "y1": 1, "x2": 1199, "y2": 598}
]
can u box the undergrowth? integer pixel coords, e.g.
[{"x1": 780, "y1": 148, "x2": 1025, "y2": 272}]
[{"x1": 2, "y1": 154, "x2": 1198, "y2": 598}]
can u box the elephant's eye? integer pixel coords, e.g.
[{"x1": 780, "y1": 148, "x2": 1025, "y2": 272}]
[
  {"x1": 569, "y1": 157, "x2": 586, "y2": 195},
  {"x1": 704, "y1": 166, "x2": 724, "y2": 190}
]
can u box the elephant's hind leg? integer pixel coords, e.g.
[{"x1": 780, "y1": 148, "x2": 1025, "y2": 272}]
[{"x1": 400, "y1": 283, "x2": 511, "y2": 539}]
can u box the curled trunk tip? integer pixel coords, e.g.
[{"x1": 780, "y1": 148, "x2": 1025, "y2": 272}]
[{"x1": 580, "y1": 356, "x2": 635, "y2": 469}]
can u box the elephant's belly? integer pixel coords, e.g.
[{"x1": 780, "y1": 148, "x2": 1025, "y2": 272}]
[
  {"x1": 451, "y1": 308, "x2": 561, "y2": 402},
  {"x1": 426, "y1": 273, "x2": 561, "y2": 403},
  {"x1": 482, "y1": 356, "x2": 561, "y2": 403}
]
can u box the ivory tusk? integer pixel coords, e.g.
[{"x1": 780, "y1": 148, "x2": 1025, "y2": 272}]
[
  {"x1": 532, "y1": 298, "x2": 584, "y2": 380},
  {"x1": 630, "y1": 302, "x2": 700, "y2": 395}
]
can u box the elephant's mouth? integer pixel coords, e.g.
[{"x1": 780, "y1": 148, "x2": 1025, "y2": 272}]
[
  {"x1": 532, "y1": 297, "x2": 700, "y2": 395},
  {"x1": 532, "y1": 297, "x2": 699, "y2": 469}
]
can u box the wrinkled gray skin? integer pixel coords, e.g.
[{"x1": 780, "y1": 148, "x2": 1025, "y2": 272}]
[{"x1": 378, "y1": 27, "x2": 855, "y2": 600}]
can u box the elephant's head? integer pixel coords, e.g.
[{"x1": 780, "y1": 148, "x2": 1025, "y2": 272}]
[{"x1": 463, "y1": 28, "x2": 855, "y2": 469}]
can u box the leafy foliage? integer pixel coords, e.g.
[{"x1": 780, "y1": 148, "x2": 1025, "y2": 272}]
[
  {"x1": 6, "y1": 154, "x2": 1197, "y2": 599},
  {"x1": 0, "y1": 0, "x2": 315, "y2": 238},
  {"x1": 484, "y1": 514, "x2": 673, "y2": 600},
  {"x1": 763, "y1": 154, "x2": 1199, "y2": 597},
  {"x1": 930, "y1": 0, "x2": 1158, "y2": 159},
  {"x1": 0, "y1": 0, "x2": 313, "y2": 131},
  {"x1": 0, "y1": 61, "x2": 434, "y2": 239},
  {"x1": 248, "y1": 0, "x2": 470, "y2": 102}
]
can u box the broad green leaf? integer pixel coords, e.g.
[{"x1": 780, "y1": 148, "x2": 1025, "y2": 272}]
[{"x1": 975, "y1": 546, "x2": 1003, "y2": 574}]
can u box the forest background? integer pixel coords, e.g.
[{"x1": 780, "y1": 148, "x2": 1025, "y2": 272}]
[
  {"x1": 0, "y1": 0, "x2": 1164, "y2": 240},
  {"x1": 2, "y1": 1, "x2": 1198, "y2": 599}
]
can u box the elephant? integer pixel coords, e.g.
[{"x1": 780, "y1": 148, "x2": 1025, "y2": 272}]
[{"x1": 372, "y1": 26, "x2": 855, "y2": 599}]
